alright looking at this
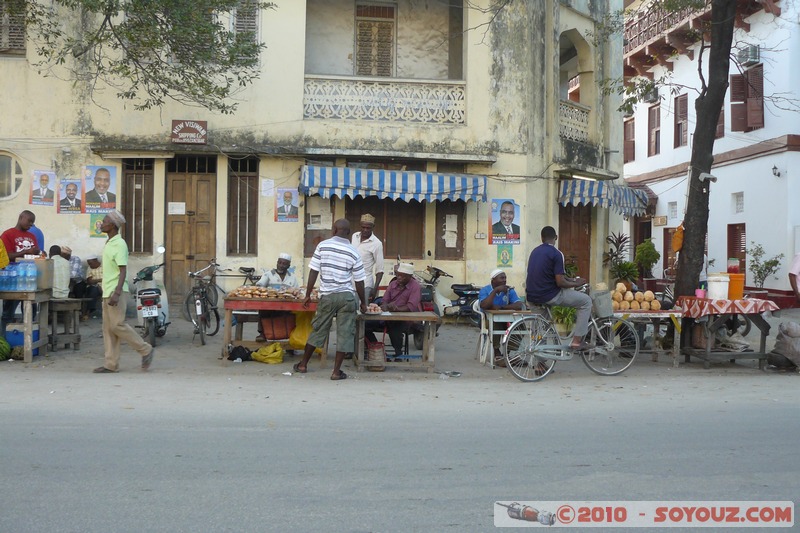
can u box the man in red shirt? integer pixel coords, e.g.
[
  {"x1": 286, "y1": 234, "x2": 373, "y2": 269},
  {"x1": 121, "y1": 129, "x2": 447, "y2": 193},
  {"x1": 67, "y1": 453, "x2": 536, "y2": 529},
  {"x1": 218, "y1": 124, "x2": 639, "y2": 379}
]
[{"x1": 1, "y1": 210, "x2": 42, "y2": 334}]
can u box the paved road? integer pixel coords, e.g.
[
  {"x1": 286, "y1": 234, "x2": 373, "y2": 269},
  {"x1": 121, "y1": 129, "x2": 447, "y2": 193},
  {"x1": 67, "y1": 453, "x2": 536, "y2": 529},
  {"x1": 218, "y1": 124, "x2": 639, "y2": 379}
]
[{"x1": 2, "y1": 314, "x2": 798, "y2": 531}]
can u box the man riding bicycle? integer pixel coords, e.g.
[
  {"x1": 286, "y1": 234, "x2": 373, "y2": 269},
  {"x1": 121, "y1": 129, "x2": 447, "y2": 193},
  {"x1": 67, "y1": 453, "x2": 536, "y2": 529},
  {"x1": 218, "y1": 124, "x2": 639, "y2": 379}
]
[{"x1": 525, "y1": 226, "x2": 593, "y2": 351}]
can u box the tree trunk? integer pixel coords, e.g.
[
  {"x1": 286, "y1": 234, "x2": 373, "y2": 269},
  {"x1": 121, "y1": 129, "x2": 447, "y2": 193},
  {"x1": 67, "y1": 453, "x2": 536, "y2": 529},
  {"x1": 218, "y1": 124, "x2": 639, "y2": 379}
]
[{"x1": 674, "y1": 0, "x2": 738, "y2": 299}]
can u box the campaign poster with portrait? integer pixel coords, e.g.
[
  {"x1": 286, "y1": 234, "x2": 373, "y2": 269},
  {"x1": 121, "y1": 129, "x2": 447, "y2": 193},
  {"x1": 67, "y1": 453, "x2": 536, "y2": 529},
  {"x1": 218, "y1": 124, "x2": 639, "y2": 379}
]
[
  {"x1": 90, "y1": 214, "x2": 107, "y2": 238},
  {"x1": 30, "y1": 170, "x2": 56, "y2": 206},
  {"x1": 57, "y1": 178, "x2": 83, "y2": 214},
  {"x1": 275, "y1": 188, "x2": 299, "y2": 222},
  {"x1": 489, "y1": 198, "x2": 521, "y2": 245},
  {"x1": 82, "y1": 165, "x2": 118, "y2": 214}
]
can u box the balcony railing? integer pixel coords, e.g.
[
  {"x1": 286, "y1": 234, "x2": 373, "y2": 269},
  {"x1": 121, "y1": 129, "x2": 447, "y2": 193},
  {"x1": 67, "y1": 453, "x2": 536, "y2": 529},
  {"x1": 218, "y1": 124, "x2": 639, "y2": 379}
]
[
  {"x1": 559, "y1": 100, "x2": 590, "y2": 143},
  {"x1": 623, "y1": 5, "x2": 698, "y2": 55},
  {"x1": 303, "y1": 75, "x2": 466, "y2": 124}
]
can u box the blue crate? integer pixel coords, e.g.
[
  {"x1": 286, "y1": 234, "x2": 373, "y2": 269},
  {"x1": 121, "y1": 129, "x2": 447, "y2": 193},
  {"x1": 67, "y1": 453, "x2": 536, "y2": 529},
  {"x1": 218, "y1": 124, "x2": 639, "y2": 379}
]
[{"x1": 5, "y1": 325, "x2": 40, "y2": 356}]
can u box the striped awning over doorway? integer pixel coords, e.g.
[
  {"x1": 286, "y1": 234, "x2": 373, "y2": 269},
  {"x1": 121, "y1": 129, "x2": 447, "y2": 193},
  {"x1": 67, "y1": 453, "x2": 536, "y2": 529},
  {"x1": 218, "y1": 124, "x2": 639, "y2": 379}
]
[
  {"x1": 558, "y1": 179, "x2": 649, "y2": 217},
  {"x1": 300, "y1": 165, "x2": 487, "y2": 202}
]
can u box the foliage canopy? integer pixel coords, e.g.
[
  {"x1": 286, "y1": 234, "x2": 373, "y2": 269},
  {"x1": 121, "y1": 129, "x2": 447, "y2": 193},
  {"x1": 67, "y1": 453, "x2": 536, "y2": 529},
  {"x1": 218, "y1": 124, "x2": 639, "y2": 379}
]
[{"x1": 13, "y1": 0, "x2": 274, "y2": 113}]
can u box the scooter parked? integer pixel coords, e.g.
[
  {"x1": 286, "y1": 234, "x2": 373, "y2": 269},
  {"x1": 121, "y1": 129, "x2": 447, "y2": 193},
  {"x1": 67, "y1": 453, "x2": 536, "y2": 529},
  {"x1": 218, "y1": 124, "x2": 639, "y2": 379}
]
[
  {"x1": 132, "y1": 245, "x2": 170, "y2": 346},
  {"x1": 417, "y1": 265, "x2": 482, "y2": 326}
]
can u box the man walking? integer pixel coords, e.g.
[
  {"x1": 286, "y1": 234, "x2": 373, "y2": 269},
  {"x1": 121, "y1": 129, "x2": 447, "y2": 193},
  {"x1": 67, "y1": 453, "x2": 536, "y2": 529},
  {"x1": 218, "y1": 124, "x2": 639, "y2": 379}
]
[
  {"x1": 93, "y1": 210, "x2": 155, "y2": 373},
  {"x1": 294, "y1": 219, "x2": 367, "y2": 380}
]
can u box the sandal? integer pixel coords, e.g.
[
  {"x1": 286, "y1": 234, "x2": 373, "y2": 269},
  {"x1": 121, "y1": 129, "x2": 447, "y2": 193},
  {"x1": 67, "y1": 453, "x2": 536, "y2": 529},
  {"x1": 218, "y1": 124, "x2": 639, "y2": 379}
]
[
  {"x1": 93, "y1": 366, "x2": 117, "y2": 373},
  {"x1": 255, "y1": 335, "x2": 266, "y2": 342},
  {"x1": 292, "y1": 362, "x2": 307, "y2": 373},
  {"x1": 568, "y1": 341, "x2": 594, "y2": 351},
  {"x1": 330, "y1": 371, "x2": 348, "y2": 381}
]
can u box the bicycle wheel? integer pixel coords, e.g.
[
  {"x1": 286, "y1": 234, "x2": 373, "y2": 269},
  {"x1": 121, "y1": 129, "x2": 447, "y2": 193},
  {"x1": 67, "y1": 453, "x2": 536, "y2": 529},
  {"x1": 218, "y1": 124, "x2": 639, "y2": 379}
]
[
  {"x1": 204, "y1": 307, "x2": 221, "y2": 336},
  {"x1": 582, "y1": 318, "x2": 639, "y2": 375},
  {"x1": 205, "y1": 282, "x2": 219, "y2": 307},
  {"x1": 182, "y1": 290, "x2": 194, "y2": 322},
  {"x1": 502, "y1": 316, "x2": 558, "y2": 382}
]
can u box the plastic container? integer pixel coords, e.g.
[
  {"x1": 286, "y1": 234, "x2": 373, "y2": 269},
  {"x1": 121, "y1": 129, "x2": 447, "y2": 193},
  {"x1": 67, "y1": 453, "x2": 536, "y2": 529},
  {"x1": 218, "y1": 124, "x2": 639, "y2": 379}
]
[
  {"x1": 707, "y1": 274, "x2": 730, "y2": 300},
  {"x1": 5, "y1": 325, "x2": 40, "y2": 356},
  {"x1": 727, "y1": 273, "x2": 745, "y2": 300},
  {"x1": 727, "y1": 258, "x2": 740, "y2": 274}
]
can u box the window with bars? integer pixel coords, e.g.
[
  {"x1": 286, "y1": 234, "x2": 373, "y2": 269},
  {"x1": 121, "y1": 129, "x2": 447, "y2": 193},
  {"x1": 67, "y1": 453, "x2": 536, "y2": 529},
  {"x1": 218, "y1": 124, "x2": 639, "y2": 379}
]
[
  {"x1": 355, "y1": 4, "x2": 395, "y2": 77},
  {"x1": 0, "y1": 152, "x2": 23, "y2": 198},
  {"x1": 623, "y1": 118, "x2": 635, "y2": 163},
  {"x1": 673, "y1": 94, "x2": 688, "y2": 148},
  {"x1": 121, "y1": 158, "x2": 155, "y2": 254},
  {"x1": 727, "y1": 223, "x2": 746, "y2": 274},
  {"x1": 227, "y1": 157, "x2": 259, "y2": 256},
  {"x1": 715, "y1": 109, "x2": 725, "y2": 139},
  {"x1": 648, "y1": 105, "x2": 660, "y2": 156},
  {"x1": 733, "y1": 191, "x2": 744, "y2": 214},
  {"x1": 730, "y1": 64, "x2": 763, "y2": 132},
  {"x1": 0, "y1": 0, "x2": 25, "y2": 56}
]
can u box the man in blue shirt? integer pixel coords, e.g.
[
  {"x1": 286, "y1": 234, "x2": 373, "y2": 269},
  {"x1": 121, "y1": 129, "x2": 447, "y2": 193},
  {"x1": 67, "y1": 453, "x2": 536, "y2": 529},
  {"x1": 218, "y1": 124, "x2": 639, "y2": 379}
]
[
  {"x1": 526, "y1": 226, "x2": 592, "y2": 350},
  {"x1": 479, "y1": 269, "x2": 524, "y2": 366}
]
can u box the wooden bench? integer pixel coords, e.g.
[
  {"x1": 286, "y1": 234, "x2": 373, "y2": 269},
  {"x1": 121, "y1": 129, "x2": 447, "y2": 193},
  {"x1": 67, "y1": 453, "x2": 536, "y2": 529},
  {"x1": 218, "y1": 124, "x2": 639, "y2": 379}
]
[{"x1": 49, "y1": 298, "x2": 85, "y2": 351}]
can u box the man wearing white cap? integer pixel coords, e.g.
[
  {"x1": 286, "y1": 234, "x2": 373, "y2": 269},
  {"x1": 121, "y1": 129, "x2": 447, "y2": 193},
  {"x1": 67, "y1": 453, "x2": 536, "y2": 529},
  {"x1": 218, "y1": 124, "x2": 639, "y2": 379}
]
[
  {"x1": 351, "y1": 213, "x2": 384, "y2": 302},
  {"x1": 365, "y1": 262, "x2": 422, "y2": 358},
  {"x1": 479, "y1": 269, "x2": 524, "y2": 366},
  {"x1": 93, "y1": 210, "x2": 155, "y2": 373},
  {"x1": 255, "y1": 253, "x2": 299, "y2": 341}
]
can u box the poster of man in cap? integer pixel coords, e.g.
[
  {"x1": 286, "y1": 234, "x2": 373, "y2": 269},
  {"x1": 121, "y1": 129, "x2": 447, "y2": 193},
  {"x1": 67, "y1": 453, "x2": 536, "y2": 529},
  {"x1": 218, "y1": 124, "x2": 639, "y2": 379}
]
[
  {"x1": 30, "y1": 170, "x2": 56, "y2": 206},
  {"x1": 275, "y1": 188, "x2": 299, "y2": 221}
]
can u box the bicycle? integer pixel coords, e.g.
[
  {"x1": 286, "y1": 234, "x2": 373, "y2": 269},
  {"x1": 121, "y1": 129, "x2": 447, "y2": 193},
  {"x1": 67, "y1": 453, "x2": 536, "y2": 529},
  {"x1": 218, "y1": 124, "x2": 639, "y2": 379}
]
[
  {"x1": 500, "y1": 288, "x2": 640, "y2": 382},
  {"x1": 185, "y1": 261, "x2": 223, "y2": 345},
  {"x1": 181, "y1": 260, "x2": 260, "y2": 322}
]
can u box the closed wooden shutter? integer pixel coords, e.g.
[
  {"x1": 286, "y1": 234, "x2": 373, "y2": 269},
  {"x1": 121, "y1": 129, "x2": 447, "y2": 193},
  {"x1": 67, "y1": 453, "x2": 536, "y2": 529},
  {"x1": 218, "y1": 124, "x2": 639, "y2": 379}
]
[
  {"x1": 345, "y1": 196, "x2": 425, "y2": 260},
  {"x1": 727, "y1": 223, "x2": 746, "y2": 275},
  {"x1": 730, "y1": 74, "x2": 746, "y2": 103},
  {"x1": 235, "y1": 0, "x2": 258, "y2": 40},
  {"x1": 746, "y1": 64, "x2": 764, "y2": 129},
  {"x1": 648, "y1": 105, "x2": 660, "y2": 157},
  {"x1": 674, "y1": 94, "x2": 688, "y2": 147},
  {"x1": 0, "y1": 0, "x2": 25, "y2": 54},
  {"x1": 624, "y1": 119, "x2": 635, "y2": 163},
  {"x1": 121, "y1": 159, "x2": 155, "y2": 255},
  {"x1": 355, "y1": 5, "x2": 395, "y2": 77}
]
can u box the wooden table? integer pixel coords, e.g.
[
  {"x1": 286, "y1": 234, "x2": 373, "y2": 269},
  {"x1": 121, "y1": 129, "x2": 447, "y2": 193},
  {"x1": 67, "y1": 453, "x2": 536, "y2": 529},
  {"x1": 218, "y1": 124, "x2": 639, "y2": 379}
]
[
  {"x1": 1, "y1": 289, "x2": 51, "y2": 362},
  {"x1": 479, "y1": 309, "x2": 537, "y2": 369},
  {"x1": 614, "y1": 310, "x2": 683, "y2": 368},
  {"x1": 221, "y1": 297, "x2": 323, "y2": 362},
  {"x1": 355, "y1": 311, "x2": 439, "y2": 373},
  {"x1": 675, "y1": 296, "x2": 780, "y2": 369}
]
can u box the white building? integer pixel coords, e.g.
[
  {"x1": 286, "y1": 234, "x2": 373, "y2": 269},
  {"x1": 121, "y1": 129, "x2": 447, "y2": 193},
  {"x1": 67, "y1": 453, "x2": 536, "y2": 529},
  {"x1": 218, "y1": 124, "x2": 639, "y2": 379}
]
[{"x1": 623, "y1": 0, "x2": 799, "y2": 295}]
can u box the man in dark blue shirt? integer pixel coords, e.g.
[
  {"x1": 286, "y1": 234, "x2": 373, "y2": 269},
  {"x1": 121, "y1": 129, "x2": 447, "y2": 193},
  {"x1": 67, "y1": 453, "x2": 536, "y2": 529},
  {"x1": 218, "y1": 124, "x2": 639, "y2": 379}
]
[{"x1": 526, "y1": 226, "x2": 592, "y2": 350}]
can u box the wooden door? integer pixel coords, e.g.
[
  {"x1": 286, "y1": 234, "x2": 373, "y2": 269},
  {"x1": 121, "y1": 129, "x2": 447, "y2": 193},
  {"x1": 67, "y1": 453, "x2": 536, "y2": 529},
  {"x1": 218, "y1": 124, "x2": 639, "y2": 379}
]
[
  {"x1": 165, "y1": 171, "x2": 217, "y2": 305},
  {"x1": 558, "y1": 204, "x2": 592, "y2": 277}
]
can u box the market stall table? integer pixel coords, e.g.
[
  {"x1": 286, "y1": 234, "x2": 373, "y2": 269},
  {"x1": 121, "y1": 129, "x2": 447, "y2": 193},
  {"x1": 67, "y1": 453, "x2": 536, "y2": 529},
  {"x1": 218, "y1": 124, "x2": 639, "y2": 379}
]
[
  {"x1": 676, "y1": 296, "x2": 780, "y2": 369},
  {"x1": 355, "y1": 311, "x2": 439, "y2": 373},
  {"x1": 1, "y1": 288, "x2": 51, "y2": 362},
  {"x1": 221, "y1": 297, "x2": 326, "y2": 363},
  {"x1": 613, "y1": 309, "x2": 683, "y2": 367}
]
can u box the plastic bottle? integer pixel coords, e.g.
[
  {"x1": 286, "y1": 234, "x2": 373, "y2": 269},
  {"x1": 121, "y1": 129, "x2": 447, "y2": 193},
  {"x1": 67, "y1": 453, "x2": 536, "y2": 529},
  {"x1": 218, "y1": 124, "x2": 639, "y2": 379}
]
[
  {"x1": 20, "y1": 262, "x2": 31, "y2": 291},
  {"x1": 8, "y1": 263, "x2": 18, "y2": 291},
  {"x1": 28, "y1": 262, "x2": 38, "y2": 291},
  {"x1": 0, "y1": 269, "x2": 7, "y2": 291}
]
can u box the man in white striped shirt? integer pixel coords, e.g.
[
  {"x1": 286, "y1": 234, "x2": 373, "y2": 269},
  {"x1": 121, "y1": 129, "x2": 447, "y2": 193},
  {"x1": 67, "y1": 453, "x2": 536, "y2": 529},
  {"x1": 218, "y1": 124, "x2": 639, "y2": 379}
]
[{"x1": 294, "y1": 219, "x2": 367, "y2": 380}]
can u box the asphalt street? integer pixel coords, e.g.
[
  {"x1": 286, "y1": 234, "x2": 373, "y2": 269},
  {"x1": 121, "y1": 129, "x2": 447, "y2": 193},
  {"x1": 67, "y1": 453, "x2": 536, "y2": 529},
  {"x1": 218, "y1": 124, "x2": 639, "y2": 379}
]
[{"x1": 2, "y1": 313, "x2": 799, "y2": 532}]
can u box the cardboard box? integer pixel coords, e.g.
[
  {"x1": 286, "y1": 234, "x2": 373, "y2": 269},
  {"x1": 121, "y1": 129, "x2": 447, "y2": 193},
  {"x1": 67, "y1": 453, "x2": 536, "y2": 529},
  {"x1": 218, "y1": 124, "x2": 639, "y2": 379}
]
[{"x1": 17, "y1": 259, "x2": 53, "y2": 290}]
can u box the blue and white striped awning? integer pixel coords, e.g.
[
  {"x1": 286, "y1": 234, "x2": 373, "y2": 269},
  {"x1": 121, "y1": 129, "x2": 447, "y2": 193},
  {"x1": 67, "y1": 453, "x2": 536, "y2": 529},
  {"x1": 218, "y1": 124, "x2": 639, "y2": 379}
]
[
  {"x1": 301, "y1": 165, "x2": 486, "y2": 202},
  {"x1": 558, "y1": 179, "x2": 649, "y2": 217}
]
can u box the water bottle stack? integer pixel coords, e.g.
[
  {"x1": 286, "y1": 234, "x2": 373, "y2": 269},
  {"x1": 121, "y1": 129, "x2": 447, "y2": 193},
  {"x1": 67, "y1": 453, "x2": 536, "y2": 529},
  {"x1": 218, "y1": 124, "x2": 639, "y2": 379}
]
[{"x1": 8, "y1": 263, "x2": 18, "y2": 291}]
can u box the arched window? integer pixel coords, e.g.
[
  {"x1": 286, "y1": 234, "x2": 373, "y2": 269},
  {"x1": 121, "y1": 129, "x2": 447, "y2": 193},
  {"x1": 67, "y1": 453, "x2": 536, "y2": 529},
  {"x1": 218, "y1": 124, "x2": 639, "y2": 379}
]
[{"x1": 0, "y1": 152, "x2": 24, "y2": 198}]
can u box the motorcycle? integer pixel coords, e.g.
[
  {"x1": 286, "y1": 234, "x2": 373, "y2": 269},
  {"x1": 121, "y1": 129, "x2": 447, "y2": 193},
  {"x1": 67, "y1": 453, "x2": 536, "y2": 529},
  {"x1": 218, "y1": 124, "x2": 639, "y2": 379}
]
[
  {"x1": 417, "y1": 265, "x2": 482, "y2": 327},
  {"x1": 133, "y1": 245, "x2": 170, "y2": 346}
]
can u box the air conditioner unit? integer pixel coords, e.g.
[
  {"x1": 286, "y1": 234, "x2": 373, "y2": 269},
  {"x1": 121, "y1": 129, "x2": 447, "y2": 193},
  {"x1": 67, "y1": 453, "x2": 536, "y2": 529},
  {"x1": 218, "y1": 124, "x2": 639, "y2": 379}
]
[
  {"x1": 643, "y1": 87, "x2": 659, "y2": 104},
  {"x1": 737, "y1": 44, "x2": 760, "y2": 67}
]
